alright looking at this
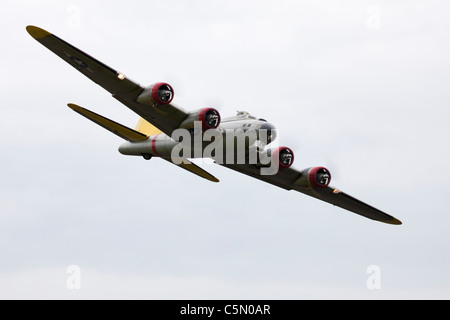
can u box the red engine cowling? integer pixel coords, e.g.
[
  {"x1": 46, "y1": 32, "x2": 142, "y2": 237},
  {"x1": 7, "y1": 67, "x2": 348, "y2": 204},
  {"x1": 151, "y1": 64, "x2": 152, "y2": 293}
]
[
  {"x1": 297, "y1": 166, "x2": 331, "y2": 190},
  {"x1": 272, "y1": 146, "x2": 294, "y2": 169},
  {"x1": 199, "y1": 108, "x2": 221, "y2": 129},
  {"x1": 137, "y1": 82, "x2": 174, "y2": 106},
  {"x1": 179, "y1": 107, "x2": 221, "y2": 130}
]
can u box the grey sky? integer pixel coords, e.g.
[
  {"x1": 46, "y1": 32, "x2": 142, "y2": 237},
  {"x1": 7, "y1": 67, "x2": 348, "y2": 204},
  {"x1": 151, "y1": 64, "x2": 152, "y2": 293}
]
[{"x1": 0, "y1": 0, "x2": 449, "y2": 299}]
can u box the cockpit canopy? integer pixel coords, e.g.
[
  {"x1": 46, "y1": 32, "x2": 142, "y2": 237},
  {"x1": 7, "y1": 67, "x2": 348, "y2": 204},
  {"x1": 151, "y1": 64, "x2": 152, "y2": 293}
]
[
  {"x1": 235, "y1": 111, "x2": 256, "y2": 119},
  {"x1": 222, "y1": 111, "x2": 277, "y2": 144}
]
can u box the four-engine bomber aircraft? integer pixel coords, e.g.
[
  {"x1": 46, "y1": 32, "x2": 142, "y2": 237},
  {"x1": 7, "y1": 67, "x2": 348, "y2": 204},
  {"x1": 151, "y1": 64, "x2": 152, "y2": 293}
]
[{"x1": 26, "y1": 25, "x2": 402, "y2": 225}]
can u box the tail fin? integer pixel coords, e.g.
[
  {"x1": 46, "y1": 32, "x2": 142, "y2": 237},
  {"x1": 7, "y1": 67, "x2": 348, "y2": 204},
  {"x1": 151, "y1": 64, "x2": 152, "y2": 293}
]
[{"x1": 135, "y1": 118, "x2": 163, "y2": 136}]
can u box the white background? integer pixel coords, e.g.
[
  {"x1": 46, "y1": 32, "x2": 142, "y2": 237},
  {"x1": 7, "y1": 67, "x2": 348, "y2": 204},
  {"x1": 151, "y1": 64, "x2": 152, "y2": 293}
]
[{"x1": 0, "y1": 0, "x2": 449, "y2": 299}]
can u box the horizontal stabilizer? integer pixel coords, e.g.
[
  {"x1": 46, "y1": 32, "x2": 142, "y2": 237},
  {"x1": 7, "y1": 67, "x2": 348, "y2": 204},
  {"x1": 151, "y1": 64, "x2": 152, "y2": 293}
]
[
  {"x1": 67, "y1": 103, "x2": 148, "y2": 142},
  {"x1": 135, "y1": 118, "x2": 163, "y2": 136}
]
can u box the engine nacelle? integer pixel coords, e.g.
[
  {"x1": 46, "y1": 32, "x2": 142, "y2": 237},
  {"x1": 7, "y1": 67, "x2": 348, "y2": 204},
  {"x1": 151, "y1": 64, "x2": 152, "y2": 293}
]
[
  {"x1": 179, "y1": 108, "x2": 221, "y2": 130},
  {"x1": 136, "y1": 82, "x2": 174, "y2": 106},
  {"x1": 295, "y1": 166, "x2": 331, "y2": 190},
  {"x1": 272, "y1": 146, "x2": 294, "y2": 169}
]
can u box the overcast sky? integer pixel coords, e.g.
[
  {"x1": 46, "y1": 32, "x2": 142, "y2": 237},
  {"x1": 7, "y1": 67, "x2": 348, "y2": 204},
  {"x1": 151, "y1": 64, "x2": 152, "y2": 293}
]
[{"x1": 1, "y1": 0, "x2": 449, "y2": 299}]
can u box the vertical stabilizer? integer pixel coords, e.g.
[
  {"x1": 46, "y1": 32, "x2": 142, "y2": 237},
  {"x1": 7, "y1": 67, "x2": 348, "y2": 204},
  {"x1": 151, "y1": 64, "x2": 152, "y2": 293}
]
[{"x1": 135, "y1": 118, "x2": 163, "y2": 136}]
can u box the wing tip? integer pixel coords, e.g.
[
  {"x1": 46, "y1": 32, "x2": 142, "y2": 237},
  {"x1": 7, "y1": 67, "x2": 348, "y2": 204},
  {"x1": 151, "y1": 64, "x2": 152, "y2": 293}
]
[
  {"x1": 67, "y1": 103, "x2": 80, "y2": 110},
  {"x1": 203, "y1": 176, "x2": 220, "y2": 183},
  {"x1": 26, "y1": 25, "x2": 51, "y2": 39},
  {"x1": 383, "y1": 217, "x2": 402, "y2": 225}
]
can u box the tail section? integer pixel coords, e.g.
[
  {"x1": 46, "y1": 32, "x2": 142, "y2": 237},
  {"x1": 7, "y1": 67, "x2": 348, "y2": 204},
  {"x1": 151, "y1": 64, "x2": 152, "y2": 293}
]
[{"x1": 68, "y1": 103, "x2": 219, "y2": 183}]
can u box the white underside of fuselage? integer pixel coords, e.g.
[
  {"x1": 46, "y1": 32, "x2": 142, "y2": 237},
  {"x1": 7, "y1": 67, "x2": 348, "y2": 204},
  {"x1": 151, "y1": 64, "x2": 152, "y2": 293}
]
[{"x1": 118, "y1": 118, "x2": 274, "y2": 163}]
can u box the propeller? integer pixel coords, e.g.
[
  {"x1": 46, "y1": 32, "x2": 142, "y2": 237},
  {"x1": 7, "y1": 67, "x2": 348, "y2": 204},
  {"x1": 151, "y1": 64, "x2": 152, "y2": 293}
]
[
  {"x1": 158, "y1": 87, "x2": 173, "y2": 102},
  {"x1": 316, "y1": 169, "x2": 330, "y2": 185},
  {"x1": 206, "y1": 110, "x2": 220, "y2": 127}
]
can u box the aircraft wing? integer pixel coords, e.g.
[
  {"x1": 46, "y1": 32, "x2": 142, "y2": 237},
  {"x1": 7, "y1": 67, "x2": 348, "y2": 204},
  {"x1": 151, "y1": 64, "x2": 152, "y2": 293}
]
[
  {"x1": 221, "y1": 163, "x2": 401, "y2": 225},
  {"x1": 26, "y1": 25, "x2": 189, "y2": 136},
  {"x1": 294, "y1": 185, "x2": 401, "y2": 225}
]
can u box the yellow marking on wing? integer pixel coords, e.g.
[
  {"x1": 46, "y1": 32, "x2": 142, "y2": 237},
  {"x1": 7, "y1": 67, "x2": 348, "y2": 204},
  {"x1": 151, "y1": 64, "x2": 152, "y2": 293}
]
[
  {"x1": 135, "y1": 118, "x2": 163, "y2": 136},
  {"x1": 383, "y1": 217, "x2": 402, "y2": 225},
  {"x1": 26, "y1": 25, "x2": 51, "y2": 39}
]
